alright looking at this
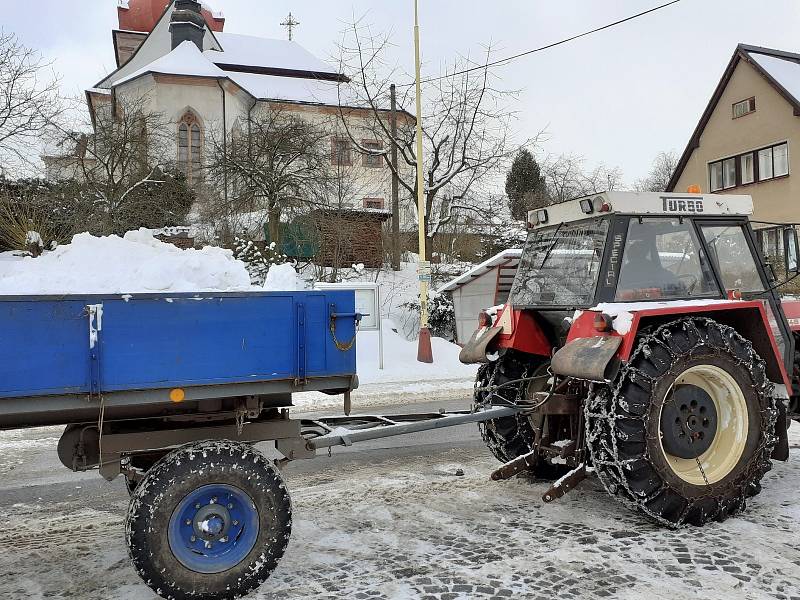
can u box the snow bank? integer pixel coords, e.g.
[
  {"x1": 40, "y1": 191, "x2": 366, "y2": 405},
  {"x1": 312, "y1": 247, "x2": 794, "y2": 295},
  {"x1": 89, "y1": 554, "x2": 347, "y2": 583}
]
[
  {"x1": 357, "y1": 320, "x2": 476, "y2": 385},
  {"x1": 264, "y1": 263, "x2": 299, "y2": 291},
  {"x1": 0, "y1": 229, "x2": 255, "y2": 295}
]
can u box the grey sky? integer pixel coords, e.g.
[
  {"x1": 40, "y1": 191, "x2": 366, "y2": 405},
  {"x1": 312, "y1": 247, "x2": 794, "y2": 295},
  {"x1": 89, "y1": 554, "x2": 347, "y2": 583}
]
[{"x1": 5, "y1": 0, "x2": 799, "y2": 184}]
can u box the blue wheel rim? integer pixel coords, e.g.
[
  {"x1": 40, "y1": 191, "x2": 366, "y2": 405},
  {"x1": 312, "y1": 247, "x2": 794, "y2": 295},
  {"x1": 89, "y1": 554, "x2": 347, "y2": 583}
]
[{"x1": 168, "y1": 484, "x2": 260, "y2": 574}]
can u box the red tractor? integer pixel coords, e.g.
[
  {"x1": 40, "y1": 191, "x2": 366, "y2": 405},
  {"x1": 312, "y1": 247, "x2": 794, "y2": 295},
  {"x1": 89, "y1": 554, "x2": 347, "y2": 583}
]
[{"x1": 461, "y1": 191, "x2": 800, "y2": 527}]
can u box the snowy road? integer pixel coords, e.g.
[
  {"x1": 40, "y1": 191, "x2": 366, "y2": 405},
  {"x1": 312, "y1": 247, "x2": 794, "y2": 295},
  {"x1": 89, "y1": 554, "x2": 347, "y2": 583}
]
[{"x1": 1, "y1": 401, "x2": 799, "y2": 600}]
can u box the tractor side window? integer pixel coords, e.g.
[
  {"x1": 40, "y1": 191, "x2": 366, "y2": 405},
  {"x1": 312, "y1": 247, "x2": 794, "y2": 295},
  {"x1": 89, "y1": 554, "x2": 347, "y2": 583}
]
[
  {"x1": 616, "y1": 219, "x2": 718, "y2": 301},
  {"x1": 701, "y1": 225, "x2": 765, "y2": 293}
]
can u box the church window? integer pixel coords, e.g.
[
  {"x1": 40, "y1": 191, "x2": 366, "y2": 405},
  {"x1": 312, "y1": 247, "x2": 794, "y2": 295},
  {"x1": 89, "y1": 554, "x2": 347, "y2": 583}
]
[{"x1": 178, "y1": 112, "x2": 202, "y2": 184}]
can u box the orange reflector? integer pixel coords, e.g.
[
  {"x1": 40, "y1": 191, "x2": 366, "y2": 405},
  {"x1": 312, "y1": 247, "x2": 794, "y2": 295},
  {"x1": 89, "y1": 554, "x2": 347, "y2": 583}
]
[
  {"x1": 687, "y1": 184, "x2": 702, "y2": 194},
  {"x1": 593, "y1": 313, "x2": 614, "y2": 333},
  {"x1": 170, "y1": 388, "x2": 186, "y2": 403}
]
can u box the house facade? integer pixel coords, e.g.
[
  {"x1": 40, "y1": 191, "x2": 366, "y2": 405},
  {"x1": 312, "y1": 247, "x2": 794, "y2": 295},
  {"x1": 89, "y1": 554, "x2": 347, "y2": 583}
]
[
  {"x1": 668, "y1": 44, "x2": 800, "y2": 251},
  {"x1": 47, "y1": 0, "x2": 414, "y2": 257}
]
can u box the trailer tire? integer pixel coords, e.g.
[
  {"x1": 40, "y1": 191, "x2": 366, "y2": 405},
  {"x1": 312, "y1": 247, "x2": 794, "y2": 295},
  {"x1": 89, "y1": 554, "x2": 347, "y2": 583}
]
[
  {"x1": 474, "y1": 353, "x2": 568, "y2": 480},
  {"x1": 585, "y1": 318, "x2": 777, "y2": 527},
  {"x1": 126, "y1": 440, "x2": 291, "y2": 600}
]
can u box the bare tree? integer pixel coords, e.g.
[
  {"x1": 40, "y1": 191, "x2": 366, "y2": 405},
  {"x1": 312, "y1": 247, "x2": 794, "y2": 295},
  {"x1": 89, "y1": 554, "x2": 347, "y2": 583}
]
[
  {"x1": 206, "y1": 105, "x2": 332, "y2": 244},
  {"x1": 541, "y1": 153, "x2": 624, "y2": 204},
  {"x1": 0, "y1": 32, "x2": 62, "y2": 174},
  {"x1": 337, "y1": 21, "x2": 532, "y2": 260},
  {"x1": 634, "y1": 150, "x2": 679, "y2": 192},
  {"x1": 46, "y1": 92, "x2": 186, "y2": 234}
]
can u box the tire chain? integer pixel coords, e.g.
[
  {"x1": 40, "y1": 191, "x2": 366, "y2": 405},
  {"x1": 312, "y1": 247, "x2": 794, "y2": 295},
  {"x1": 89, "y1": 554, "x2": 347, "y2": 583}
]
[
  {"x1": 584, "y1": 317, "x2": 778, "y2": 527},
  {"x1": 474, "y1": 356, "x2": 536, "y2": 464}
]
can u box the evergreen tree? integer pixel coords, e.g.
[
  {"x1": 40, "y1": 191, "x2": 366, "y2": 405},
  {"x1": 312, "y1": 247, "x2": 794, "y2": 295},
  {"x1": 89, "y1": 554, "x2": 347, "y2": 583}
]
[
  {"x1": 233, "y1": 237, "x2": 287, "y2": 286},
  {"x1": 505, "y1": 149, "x2": 548, "y2": 221}
]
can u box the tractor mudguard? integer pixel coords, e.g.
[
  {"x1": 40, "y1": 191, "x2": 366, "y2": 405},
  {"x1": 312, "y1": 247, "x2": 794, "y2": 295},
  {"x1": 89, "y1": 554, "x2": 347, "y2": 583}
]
[
  {"x1": 551, "y1": 336, "x2": 622, "y2": 382},
  {"x1": 459, "y1": 326, "x2": 502, "y2": 364}
]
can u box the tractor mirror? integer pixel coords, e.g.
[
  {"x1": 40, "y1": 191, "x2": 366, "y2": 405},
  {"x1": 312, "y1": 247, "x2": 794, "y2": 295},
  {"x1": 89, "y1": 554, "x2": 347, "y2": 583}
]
[{"x1": 784, "y1": 227, "x2": 800, "y2": 274}]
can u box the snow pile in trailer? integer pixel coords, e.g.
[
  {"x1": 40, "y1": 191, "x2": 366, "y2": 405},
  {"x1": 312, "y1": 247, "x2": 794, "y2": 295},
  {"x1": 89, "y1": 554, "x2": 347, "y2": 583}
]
[{"x1": 0, "y1": 229, "x2": 281, "y2": 295}]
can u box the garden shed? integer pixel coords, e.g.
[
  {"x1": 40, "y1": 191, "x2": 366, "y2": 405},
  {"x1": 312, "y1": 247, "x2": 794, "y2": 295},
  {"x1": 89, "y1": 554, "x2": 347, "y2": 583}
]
[{"x1": 437, "y1": 249, "x2": 521, "y2": 344}]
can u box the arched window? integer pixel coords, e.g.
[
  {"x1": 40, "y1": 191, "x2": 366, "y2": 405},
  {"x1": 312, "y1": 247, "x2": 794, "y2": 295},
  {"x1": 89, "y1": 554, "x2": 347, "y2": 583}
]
[{"x1": 178, "y1": 111, "x2": 202, "y2": 184}]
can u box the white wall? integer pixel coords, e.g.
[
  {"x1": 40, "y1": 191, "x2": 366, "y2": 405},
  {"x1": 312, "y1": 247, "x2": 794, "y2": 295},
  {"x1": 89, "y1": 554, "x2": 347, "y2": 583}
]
[{"x1": 453, "y1": 268, "x2": 498, "y2": 344}]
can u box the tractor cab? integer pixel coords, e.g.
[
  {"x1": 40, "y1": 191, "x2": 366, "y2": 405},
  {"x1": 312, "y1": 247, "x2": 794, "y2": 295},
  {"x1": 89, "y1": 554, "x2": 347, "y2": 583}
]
[{"x1": 500, "y1": 191, "x2": 796, "y2": 367}]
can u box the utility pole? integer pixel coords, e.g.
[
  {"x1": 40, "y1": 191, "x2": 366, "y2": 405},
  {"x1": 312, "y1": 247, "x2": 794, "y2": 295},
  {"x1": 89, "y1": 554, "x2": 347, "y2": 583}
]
[
  {"x1": 413, "y1": 0, "x2": 433, "y2": 363},
  {"x1": 390, "y1": 83, "x2": 401, "y2": 272}
]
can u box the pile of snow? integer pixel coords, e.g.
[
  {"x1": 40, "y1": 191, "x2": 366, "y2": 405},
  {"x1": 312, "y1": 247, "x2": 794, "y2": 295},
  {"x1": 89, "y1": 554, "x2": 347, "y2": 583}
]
[
  {"x1": 0, "y1": 229, "x2": 303, "y2": 295},
  {"x1": 264, "y1": 263, "x2": 299, "y2": 291}
]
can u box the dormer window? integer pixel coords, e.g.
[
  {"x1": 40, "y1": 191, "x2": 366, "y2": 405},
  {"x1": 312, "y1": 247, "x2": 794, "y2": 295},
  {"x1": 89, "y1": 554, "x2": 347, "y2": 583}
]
[{"x1": 732, "y1": 97, "x2": 756, "y2": 119}]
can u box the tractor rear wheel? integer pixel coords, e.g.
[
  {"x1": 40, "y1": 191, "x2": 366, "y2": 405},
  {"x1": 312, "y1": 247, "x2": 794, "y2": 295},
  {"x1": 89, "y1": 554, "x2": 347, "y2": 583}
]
[
  {"x1": 474, "y1": 352, "x2": 567, "y2": 479},
  {"x1": 585, "y1": 318, "x2": 777, "y2": 527}
]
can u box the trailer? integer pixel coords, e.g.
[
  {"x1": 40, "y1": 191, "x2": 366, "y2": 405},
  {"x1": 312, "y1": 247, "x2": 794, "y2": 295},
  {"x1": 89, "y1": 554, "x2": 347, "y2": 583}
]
[{"x1": 0, "y1": 289, "x2": 509, "y2": 600}]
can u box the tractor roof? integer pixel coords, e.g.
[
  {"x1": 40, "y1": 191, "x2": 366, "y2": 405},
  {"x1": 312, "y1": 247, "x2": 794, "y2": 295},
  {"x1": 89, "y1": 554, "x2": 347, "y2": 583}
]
[{"x1": 527, "y1": 192, "x2": 754, "y2": 229}]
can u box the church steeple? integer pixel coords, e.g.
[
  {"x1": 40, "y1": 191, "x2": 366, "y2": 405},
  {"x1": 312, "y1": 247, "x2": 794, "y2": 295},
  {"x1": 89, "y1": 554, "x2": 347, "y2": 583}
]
[
  {"x1": 118, "y1": 0, "x2": 225, "y2": 34},
  {"x1": 170, "y1": 0, "x2": 206, "y2": 50}
]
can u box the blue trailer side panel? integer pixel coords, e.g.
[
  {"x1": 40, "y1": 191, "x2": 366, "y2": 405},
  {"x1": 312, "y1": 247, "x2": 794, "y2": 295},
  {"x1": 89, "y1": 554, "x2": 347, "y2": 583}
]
[{"x1": 0, "y1": 291, "x2": 356, "y2": 399}]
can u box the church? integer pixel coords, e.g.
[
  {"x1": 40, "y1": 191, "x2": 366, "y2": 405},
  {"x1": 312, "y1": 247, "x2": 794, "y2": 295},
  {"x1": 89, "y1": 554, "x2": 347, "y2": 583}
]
[{"x1": 60, "y1": 0, "x2": 414, "y2": 265}]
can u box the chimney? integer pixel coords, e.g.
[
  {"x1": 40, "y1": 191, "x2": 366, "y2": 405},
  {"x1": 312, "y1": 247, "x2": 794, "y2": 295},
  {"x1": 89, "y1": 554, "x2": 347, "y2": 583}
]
[{"x1": 169, "y1": 0, "x2": 206, "y2": 51}]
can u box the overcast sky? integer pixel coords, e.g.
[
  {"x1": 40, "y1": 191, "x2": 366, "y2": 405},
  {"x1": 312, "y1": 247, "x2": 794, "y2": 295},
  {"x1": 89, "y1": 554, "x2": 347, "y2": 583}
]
[{"x1": 5, "y1": 0, "x2": 800, "y2": 184}]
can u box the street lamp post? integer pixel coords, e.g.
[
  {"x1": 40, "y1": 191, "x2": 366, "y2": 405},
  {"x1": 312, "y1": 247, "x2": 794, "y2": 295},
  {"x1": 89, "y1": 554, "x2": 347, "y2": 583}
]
[{"x1": 413, "y1": 0, "x2": 433, "y2": 363}]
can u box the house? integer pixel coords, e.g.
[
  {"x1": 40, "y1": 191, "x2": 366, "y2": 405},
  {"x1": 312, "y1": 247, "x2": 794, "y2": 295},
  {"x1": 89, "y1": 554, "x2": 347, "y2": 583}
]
[
  {"x1": 667, "y1": 44, "x2": 800, "y2": 256},
  {"x1": 437, "y1": 248, "x2": 521, "y2": 344},
  {"x1": 46, "y1": 0, "x2": 414, "y2": 266}
]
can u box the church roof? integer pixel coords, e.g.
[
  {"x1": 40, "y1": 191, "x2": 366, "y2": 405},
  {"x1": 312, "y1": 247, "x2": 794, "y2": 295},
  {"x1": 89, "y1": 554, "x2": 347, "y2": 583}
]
[
  {"x1": 116, "y1": 40, "x2": 227, "y2": 86},
  {"x1": 226, "y1": 71, "x2": 349, "y2": 105},
  {"x1": 206, "y1": 33, "x2": 343, "y2": 81}
]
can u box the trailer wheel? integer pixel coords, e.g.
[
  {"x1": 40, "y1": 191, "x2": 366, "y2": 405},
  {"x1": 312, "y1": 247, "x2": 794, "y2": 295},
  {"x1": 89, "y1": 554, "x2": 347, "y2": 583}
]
[
  {"x1": 474, "y1": 353, "x2": 567, "y2": 479},
  {"x1": 585, "y1": 318, "x2": 777, "y2": 527},
  {"x1": 126, "y1": 440, "x2": 291, "y2": 600}
]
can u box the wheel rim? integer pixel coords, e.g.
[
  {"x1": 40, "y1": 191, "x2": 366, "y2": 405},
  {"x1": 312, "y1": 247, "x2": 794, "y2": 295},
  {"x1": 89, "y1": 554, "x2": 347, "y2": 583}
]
[
  {"x1": 658, "y1": 364, "x2": 749, "y2": 486},
  {"x1": 168, "y1": 484, "x2": 260, "y2": 574}
]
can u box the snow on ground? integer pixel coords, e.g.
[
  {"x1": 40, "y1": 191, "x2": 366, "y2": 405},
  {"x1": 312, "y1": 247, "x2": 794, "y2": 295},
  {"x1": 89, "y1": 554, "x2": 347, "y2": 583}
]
[
  {"x1": 293, "y1": 319, "x2": 477, "y2": 410},
  {"x1": 0, "y1": 422, "x2": 799, "y2": 599}
]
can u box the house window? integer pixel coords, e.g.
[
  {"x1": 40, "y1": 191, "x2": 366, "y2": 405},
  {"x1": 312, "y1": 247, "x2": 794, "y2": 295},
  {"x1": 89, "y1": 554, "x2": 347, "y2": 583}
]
[
  {"x1": 709, "y1": 142, "x2": 789, "y2": 191},
  {"x1": 331, "y1": 138, "x2": 352, "y2": 166},
  {"x1": 362, "y1": 140, "x2": 383, "y2": 168},
  {"x1": 732, "y1": 97, "x2": 756, "y2": 119},
  {"x1": 363, "y1": 197, "x2": 385, "y2": 209},
  {"x1": 758, "y1": 142, "x2": 789, "y2": 181},
  {"x1": 178, "y1": 112, "x2": 202, "y2": 184},
  {"x1": 741, "y1": 153, "x2": 755, "y2": 185}
]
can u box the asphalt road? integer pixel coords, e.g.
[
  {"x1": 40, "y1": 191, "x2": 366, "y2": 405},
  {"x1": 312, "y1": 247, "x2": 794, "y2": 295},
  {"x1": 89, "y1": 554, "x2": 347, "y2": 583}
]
[{"x1": 0, "y1": 396, "x2": 482, "y2": 506}]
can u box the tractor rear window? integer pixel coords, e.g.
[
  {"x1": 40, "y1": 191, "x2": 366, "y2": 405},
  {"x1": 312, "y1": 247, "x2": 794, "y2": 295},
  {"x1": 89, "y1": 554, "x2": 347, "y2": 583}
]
[
  {"x1": 616, "y1": 218, "x2": 718, "y2": 301},
  {"x1": 509, "y1": 218, "x2": 608, "y2": 306}
]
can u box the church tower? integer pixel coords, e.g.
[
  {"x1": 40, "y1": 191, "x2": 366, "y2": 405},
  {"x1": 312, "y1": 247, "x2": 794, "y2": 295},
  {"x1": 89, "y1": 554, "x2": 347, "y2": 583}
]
[{"x1": 114, "y1": 0, "x2": 224, "y2": 66}]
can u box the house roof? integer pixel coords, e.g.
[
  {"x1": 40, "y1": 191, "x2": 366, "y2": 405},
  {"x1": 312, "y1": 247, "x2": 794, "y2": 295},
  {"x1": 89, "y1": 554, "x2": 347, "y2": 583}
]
[
  {"x1": 205, "y1": 33, "x2": 345, "y2": 82},
  {"x1": 667, "y1": 44, "x2": 800, "y2": 192},
  {"x1": 437, "y1": 249, "x2": 522, "y2": 294}
]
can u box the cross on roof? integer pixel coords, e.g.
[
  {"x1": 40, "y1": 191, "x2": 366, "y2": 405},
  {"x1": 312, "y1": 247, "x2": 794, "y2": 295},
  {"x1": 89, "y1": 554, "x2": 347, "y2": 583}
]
[{"x1": 280, "y1": 12, "x2": 300, "y2": 41}]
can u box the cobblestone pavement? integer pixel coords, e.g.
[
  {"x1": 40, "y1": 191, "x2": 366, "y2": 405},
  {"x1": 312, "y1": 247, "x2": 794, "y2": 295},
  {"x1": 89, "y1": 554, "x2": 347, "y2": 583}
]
[{"x1": 0, "y1": 427, "x2": 799, "y2": 600}]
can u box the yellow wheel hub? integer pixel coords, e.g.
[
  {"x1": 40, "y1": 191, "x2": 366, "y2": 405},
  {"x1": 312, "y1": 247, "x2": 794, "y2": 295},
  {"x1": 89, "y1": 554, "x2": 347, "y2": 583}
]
[{"x1": 658, "y1": 364, "x2": 749, "y2": 486}]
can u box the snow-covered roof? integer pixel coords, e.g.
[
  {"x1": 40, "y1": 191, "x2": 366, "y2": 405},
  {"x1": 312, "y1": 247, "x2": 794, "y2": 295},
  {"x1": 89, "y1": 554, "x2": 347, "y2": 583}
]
[
  {"x1": 748, "y1": 51, "x2": 800, "y2": 106},
  {"x1": 207, "y1": 33, "x2": 340, "y2": 78},
  {"x1": 226, "y1": 71, "x2": 352, "y2": 105},
  {"x1": 116, "y1": 40, "x2": 226, "y2": 86},
  {"x1": 437, "y1": 249, "x2": 522, "y2": 293}
]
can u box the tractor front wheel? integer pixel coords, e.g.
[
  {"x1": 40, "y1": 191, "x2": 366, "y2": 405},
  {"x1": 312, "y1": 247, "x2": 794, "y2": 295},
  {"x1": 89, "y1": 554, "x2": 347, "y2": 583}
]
[
  {"x1": 585, "y1": 318, "x2": 777, "y2": 527},
  {"x1": 474, "y1": 352, "x2": 568, "y2": 480}
]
